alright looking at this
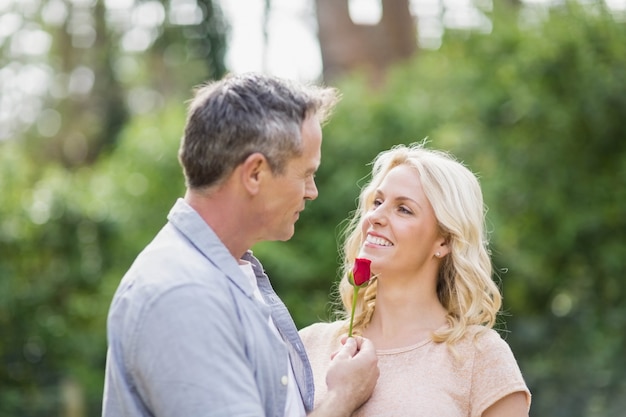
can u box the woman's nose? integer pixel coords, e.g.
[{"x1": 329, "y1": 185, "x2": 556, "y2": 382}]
[{"x1": 366, "y1": 205, "x2": 387, "y2": 226}]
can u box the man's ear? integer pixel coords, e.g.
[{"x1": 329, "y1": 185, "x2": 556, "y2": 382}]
[{"x1": 240, "y1": 152, "x2": 268, "y2": 195}]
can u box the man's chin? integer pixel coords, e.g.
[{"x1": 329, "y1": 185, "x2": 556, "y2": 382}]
[
  {"x1": 269, "y1": 227, "x2": 295, "y2": 242},
  {"x1": 285, "y1": 224, "x2": 297, "y2": 240}
]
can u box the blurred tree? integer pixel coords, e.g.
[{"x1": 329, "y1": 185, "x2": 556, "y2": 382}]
[
  {"x1": 315, "y1": 0, "x2": 417, "y2": 84},
  {"x1": 0, "y1": 0, "x2": 228, "y2": 165},
  {"x1": 0, "y1": 102, "x2": 186, "y2": 416},
  {"x1": 40, "y1": 0, "x2": 128, "y2": 166},
  {"x1": 460, "y1": 5, "x2": 626, "y2": 416},
  {"x1": 0, "y1": 144, "x2": 118, "y2": 415}
]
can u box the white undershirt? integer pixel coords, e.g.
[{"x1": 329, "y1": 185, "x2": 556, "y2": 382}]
[{"x1": 239, "y1": 261, "x2": 307, "y2": 417}]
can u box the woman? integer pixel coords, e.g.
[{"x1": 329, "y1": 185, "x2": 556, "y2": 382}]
[{"x1": 300, "y1": 143, "x2": 531, "y2": 417}]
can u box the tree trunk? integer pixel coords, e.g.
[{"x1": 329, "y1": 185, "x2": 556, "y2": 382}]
[{"x1": 315, "y1": 0, "x2": 417, "y2": 85}]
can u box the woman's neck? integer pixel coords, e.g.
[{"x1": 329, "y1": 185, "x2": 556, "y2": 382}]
[{"x1": 363, "y1": 277, "x2": 448, "y2": 350}]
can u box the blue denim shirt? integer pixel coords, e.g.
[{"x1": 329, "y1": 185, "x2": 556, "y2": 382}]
[{"x1": 102, "y1": 199, "x2": 314, "y2": 417}]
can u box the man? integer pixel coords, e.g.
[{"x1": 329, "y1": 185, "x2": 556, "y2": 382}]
[{"x1": 102, "y1": 73, "x2": 379, "y2": 417}]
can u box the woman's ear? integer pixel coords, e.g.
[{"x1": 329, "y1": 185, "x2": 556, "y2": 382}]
[{"x1": 434, "y1": 236, "x2": 451, "y2": 258}]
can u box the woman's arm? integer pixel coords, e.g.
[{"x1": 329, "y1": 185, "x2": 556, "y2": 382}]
[{"x1": 482, "y1": 391, "x2": 529, "y2": 417}]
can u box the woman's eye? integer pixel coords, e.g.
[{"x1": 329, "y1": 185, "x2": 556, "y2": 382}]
[
  {"x1": 372, "y1": 199, "x2": 382, "y2": 208},
  {"x1": 399, "y1": 206, "x2": 412, "y2": 214}
]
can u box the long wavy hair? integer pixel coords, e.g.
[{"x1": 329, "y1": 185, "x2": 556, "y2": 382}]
[{"x1": 336, "y1": 143, "x2": 501, "y2": 345}]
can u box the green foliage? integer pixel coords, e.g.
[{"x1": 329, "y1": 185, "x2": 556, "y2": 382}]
[
  {"x1": 0, "y1": 145, "x2": 115, "y2": 415},
  {"x1": 0, "y1": 104, "x2": 185, "y2": 416},
  {"x1": 463, "y1": 6, "x2": 626, "y2": 416}
]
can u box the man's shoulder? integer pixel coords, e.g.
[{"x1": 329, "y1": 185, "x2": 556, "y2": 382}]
[{"x1": 112, "y1": 224, "x2": 237, "y2": 316}]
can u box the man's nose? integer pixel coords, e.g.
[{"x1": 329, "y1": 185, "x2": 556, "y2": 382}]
[{"x1": 304, "y1": 177, "x2": 318, "y2": 201}]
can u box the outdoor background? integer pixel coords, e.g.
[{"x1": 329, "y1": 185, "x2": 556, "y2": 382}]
[{"x1": 1, "y1": 0, "x2": 625, "y2": 416}]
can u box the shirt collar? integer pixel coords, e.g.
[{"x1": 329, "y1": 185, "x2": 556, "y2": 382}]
[{"x1": 167, "y1": 198, "x2": 255, "y2": 299}]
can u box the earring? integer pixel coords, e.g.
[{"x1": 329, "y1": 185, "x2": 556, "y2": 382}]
[{"x1": 435, "y1": 252, "x2": 441, "y2": 258}]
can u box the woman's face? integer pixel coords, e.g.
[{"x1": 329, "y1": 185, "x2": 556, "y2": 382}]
[{"x1": 358, "y1": 164, "x2": 446, "y2": 278}]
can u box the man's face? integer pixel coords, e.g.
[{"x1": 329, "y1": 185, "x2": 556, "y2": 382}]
[{"x1": 257, "y1": 116, "x2": 322, "y2": 241}]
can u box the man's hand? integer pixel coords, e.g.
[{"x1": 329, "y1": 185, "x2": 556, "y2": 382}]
[{"x1": 309, "y1": 336, "x2": 379, "y2": 417}]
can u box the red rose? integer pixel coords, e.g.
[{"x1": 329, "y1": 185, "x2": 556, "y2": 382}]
[
  {"x1": 352, "y1": 258, "x2": 372, "y2": 286},
  {"x1": 348, "y1": 258, "x2": 372, "y2": 337}
]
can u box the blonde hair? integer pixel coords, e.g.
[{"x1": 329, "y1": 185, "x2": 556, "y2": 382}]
[{"x1": 337, "y1": 143, "x2": 501, "y2": 345}]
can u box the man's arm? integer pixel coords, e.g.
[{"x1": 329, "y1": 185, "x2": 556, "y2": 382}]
[
  {"x1": 308, "y1": 336, "x2": 379, "y2": 417},
  {"x1": 128, "y1": 284, "x2": 266, "y2": 417}
]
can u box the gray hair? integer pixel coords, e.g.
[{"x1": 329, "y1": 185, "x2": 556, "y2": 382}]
[{"x1": 179, "y1": 73, "x2": 340, "y2": 189}]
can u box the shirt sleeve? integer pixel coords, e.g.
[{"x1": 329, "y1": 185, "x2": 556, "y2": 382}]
[
  {"x1": 128, "y1": 283, "x2": 266, "y2": 417},
  {"x1": 470, "y1": 330, "x2": 532, "y2": 417}
]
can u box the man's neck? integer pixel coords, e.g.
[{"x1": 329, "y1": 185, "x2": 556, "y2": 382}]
[{"x1": 184, "y1": 187, "x2": 254, "y2": 259}]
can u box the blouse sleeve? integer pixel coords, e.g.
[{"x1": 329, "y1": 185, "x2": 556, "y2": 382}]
[{"x1": 470, "y1": 329, "x2": 532, "y2": 417}]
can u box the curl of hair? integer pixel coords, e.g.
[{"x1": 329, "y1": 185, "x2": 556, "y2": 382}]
[
  {"x1": 336, "y1": 143, "x2": 502, "y2": 345},
  {"x1": 179, "y1": 73, "x2": 340, "y2": 190}
]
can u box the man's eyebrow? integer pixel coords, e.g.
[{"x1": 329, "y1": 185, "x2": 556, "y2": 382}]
[{"x1": 306, "y1": 165, "x2": 320, "y2": 175}]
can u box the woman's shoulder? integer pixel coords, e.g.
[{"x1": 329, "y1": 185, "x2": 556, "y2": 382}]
[
  {"x1": 461, "y1": 324, "x2": 506, "y2": 342},
  {"x1": 453, "y1": 325, "x2": 516, "y2": 357},
  {"x1": 299, "y1": 320, "x2": 346, "y2": 348},
  {"x1": 456, "y1": 325, "x2": 524, "y2": 374},
  {"x1": 300, "y1": 320, "x2": 346, "y2": 339},
  {"x1": 461, "y1": 326, "x2": 531, "y2": 413}
]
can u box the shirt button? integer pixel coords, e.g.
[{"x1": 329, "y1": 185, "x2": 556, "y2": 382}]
[{"x1": 281, "y1": 375, "x2": 288, "y2": 386}]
